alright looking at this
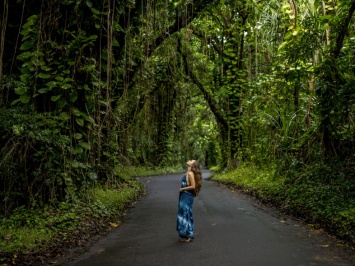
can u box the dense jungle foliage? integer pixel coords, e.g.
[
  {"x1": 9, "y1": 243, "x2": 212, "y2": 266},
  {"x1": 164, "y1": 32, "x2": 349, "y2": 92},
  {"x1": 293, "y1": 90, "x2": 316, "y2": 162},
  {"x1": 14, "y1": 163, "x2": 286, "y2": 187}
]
[{"x1": 0, "y1": 0, "x2": 355, "y2": 252}]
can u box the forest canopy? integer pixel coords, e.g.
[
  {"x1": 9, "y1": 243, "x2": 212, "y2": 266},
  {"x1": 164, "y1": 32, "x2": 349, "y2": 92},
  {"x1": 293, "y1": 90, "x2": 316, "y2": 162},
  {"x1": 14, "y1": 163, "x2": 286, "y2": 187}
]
[{"x1": 1, "y1": 0, "x2": 355, "y2": 218}]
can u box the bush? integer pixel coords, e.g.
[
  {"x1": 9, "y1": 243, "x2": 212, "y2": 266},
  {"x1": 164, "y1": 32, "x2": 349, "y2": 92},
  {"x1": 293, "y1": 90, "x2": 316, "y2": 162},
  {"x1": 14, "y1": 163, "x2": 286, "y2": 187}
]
[{"x1": 0, "y1": 179, "x2": 144, "y2": 254}]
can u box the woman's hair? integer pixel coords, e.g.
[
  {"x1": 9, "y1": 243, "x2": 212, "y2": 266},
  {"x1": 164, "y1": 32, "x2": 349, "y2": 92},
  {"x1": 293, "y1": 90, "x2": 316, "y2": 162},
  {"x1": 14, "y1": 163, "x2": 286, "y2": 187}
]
[{"x1": 191, "y1": 160, "x2": 202, "y2": 196}]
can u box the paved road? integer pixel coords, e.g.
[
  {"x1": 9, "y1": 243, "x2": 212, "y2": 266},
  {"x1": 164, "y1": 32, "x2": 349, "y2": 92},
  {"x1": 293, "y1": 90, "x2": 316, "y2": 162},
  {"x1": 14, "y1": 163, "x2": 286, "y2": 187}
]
[{"x1": 68, "y1": 170, "x2": 352, "y2": 266}]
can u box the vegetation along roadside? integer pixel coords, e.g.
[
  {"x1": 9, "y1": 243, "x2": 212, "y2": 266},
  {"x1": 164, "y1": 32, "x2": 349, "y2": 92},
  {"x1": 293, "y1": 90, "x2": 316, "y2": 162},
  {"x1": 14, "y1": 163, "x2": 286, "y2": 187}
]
[
  {"x1": 0, "y1": 165, "x2": 185, "y2": 266},
  {"x1": 211, "y1": 161, "x2": 355, "y2": 250}
]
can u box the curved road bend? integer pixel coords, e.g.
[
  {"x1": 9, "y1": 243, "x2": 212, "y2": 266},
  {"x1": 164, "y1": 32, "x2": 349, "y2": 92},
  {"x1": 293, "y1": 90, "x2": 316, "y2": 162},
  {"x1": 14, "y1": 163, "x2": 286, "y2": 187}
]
[{"x1": 68, "y1": 170, "x2": 352, "y2": 266}]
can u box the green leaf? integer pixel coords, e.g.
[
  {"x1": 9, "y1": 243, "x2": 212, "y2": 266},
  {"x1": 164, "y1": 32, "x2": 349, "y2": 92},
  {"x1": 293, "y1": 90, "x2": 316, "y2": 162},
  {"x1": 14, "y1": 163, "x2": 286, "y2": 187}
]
[
  {"x1": 20, "y1": 67, "x2": 31, "y2": 75},
  {"x1": 41, "y1": 65, "x2": 51, "y2": 71},
  {"x1": 20, "y1": 74, "x2": 31, "y2": 83},
  {"x1": 78, "y1": 141, "x2": 91, "y2": 150},
  {"x1": 57, "y1": 98, "x2": 66, "y2": 111},
  {"x1": 62, "y1": 84, "x2": 72, "y2": 89},
  {"x1": 38, "y1": 88, "x2": 50, "y2": 93},
  {"x1": 319, "y1": 15, "x2": 332, "y2": 23},
  {"x1": 11, "y1": 99, "x2": 21, "y2": 105},
  {"x1": 71, "y1": 160, "x2": 79, "y2": 168},
  {"x1": 20, "y1": 40, "x2": 34, "y2": 51},
  {"x1": 321, "y1": 24, "x2": 330, "y2": 30},
  {"x1": 20, "y1": 94, "x2": 31, "y2": 104},
  {"x1": 16, "y1": 52, "x2": 32, "y2": 61},
  {"x1": 76, "y1": 147, "x2": 84, "y2": 154},
  {"x1": 86, "y1": 0, "x2": 93, "y2": 8},
  {"x1": 70, "y1": 90, "x2": 78, "y2": 103},
  {"x1": 59, "y1": 112, "x2": 70, "y2": 120},
  {"x1": 24, "y1": 15, "x2": 38, "y2": 26},
  {"x1": 71, "y1": 147, "x2": 83, "y2": 155},
  {"x1": 37, "y1": 72, "x2": 51, "y2": 79},
  {"x1": 34, "y1": 59, "x2": 46, "y2": 66},
  {"x1": 15, "y1": 86, "x2": 27, "y2": 95},
  {"x1": 20, "y1": 27, "x2": 32, "y2": 36},
  {"x1": 114, "y1": 22, "x2": 124, "y2": 32},
  {"x1": 46, "y1": 81, "x2": 57, "y2": 87},
  {"x1": 12, "y1": 125, "x2": 23, "y2": 136},
  {"x1": 74, "y1": 133, "x2": 83, "y2": 139},
  {"x1": 76, "y1": 118, "x2": 84, "y2": 126},
  {"x1": 20, "y1": 15, "x2": 38, "y2": 36},
  {"x1": 85, "y1": 115, "x2": 95, "y2": 124},
  {"x1": 91, "y1": 7, "x2": 101, "y2": 15},
  {"x1": 72, "y1": 107, "x2": 81, "y2": 116},
  {"x1": 112, "y1": 38, "x2": 119, "y2": 47},
  {"x1": 51, "y1": 95, "x2": 61, "y2": 102}
]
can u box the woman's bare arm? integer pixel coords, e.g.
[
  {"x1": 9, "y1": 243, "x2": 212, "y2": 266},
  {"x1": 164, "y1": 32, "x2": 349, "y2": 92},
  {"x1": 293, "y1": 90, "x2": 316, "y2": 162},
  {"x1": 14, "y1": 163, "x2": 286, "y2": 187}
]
[{"x1": 180, "y1": 172, "x2": 195, "y2": 192}]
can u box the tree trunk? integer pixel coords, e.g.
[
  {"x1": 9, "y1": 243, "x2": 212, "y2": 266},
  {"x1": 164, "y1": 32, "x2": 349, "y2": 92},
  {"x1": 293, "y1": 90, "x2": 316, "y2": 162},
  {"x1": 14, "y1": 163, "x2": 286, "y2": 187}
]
[{"x1": 0, "y1": 0, "x2": 8, "y2": 84}]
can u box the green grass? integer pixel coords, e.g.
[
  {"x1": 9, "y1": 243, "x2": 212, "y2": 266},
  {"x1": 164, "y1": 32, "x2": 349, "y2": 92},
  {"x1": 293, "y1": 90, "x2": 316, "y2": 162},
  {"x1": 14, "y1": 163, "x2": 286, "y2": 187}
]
[
  {"x1": 116, "y1": 165, "x2": 184, "y2": 177},
  {"x1": 0, "y1": 179, "x2": 144, "y2": 254},
  {"x1": 0, "y1": 227, "x2": 54, "y2": 252},
  {"x1": 212, "y1": 164, "x2": 283, "y2": 200},
  {"x1": 208, "y1": 165, "x2": 221, "y2": 172},
  {"x1": 0, "y1": 164, "x2": 183, "y2": 256},
  {"x1": 89, "y1": 181, "x2": 144, "y2": 214},
  {"x1": 212, "y1": 163, "x2": 355, "y2": 245}
]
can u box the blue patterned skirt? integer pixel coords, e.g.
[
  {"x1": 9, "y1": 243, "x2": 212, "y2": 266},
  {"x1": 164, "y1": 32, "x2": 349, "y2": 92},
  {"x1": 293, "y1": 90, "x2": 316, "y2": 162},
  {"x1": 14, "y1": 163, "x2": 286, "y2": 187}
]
[{"x1": 176, "y1": 190, "x2": 194, "y2": 239}]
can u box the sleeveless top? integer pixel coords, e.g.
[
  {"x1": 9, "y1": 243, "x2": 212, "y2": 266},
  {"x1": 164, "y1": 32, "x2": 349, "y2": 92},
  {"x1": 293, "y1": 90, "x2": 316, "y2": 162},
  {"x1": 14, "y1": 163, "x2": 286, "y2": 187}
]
[{"x1": 181, "y1": 174, "x2": 195, "y2": 197}]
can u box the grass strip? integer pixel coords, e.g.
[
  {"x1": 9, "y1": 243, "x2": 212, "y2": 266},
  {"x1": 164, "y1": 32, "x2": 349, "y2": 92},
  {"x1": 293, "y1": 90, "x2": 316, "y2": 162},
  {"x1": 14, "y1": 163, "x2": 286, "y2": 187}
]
[{"x1": 0, "y1": 179, "x2": 144, "y2": 264}]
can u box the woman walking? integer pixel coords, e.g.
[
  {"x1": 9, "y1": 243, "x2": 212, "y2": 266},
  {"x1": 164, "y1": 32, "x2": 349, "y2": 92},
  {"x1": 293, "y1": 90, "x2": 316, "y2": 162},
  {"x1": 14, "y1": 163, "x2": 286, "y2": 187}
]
[{"x1": 176, "y1": 160, "x2": 202, "y2": 242}]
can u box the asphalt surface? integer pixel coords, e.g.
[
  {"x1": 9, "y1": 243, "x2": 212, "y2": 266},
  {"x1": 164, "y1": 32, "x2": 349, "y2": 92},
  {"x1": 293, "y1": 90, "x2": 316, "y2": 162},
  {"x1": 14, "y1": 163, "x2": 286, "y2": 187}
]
[{"x1": 68, "y1": 170, "x2": 353, "y2": 266}]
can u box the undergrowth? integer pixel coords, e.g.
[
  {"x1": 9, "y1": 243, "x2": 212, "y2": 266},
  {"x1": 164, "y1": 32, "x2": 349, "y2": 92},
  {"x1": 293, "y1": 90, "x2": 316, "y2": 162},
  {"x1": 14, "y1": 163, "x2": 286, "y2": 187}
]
[
  {"x1": 212, "y1": 162, "x2": 355, "y2": 246},
  {"x1": 116, "y1": 165, "x2": 184, "y2": 177},
  {"x1": 0, "y1": 178, "x2": 144, "y2": 261},
  {"x1": 0, "y1": 165, "x2": 182, "y2": 264}
]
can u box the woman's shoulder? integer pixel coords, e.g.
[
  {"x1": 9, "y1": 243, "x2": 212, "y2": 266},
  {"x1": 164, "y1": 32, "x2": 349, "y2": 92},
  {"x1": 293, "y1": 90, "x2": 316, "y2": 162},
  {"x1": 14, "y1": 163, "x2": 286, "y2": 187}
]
[{"x1": 187, "y1": 171, "x2": 195, "y2": 178}]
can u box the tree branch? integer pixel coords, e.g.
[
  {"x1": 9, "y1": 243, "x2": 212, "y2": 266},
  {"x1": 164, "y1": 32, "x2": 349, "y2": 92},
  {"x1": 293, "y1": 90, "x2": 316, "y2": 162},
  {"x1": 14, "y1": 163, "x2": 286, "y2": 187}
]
[
  {"x1": 333, "y1": 0, "x2": 355, "y2": 58},
  {"x1": 192, "y1": 29, "x2": 224, "y2": 56},
  {"x1": 177, "y1": 36, "x2": 228, "y2": 131},
  {"x1": 127, "y1": 0, "x2": 215, "y2": 89},
  {"x1": 148, "y1": 0, "x2": 214, "y2": 55}
]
